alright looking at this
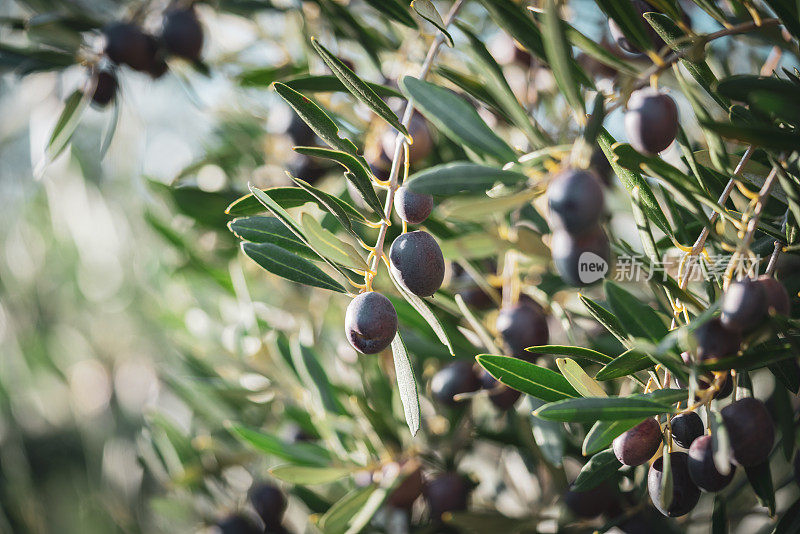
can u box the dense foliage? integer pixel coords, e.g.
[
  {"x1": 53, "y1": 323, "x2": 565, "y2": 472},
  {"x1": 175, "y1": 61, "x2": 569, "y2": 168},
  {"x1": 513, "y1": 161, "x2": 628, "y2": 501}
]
[{"x1": 2, "y1": 0, "x2": 800, "y2": 532}]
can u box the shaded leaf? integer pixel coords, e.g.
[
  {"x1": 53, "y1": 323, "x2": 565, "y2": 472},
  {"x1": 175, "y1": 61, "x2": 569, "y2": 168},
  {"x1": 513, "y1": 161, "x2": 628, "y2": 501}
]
[
  {"x1": 476, "y1": 354, "x2": 579, "y2": 402},
  {"x1": 534, "y1": 396, "x2": 673, "y2": 422},
  {"x1": 526, "y1": 345, "x2": 613, "y2": 365},
  {"x1": 270, "y1": 465, "x2": 354, "y2": 485},
  {"x1": 411, "y1": 0, "x2": 453, "y2": 46},
  {"x1": 406, "y1": 162, "x2": 528, "y2": 196},
  {"x1": 572, "y1": 449, "x2": 621, "y2": 491},
  {"x1": 241, "y1": 242, "x2": 346, "y2": 293},
  {"x1": 228, "y1": 216, "x2": 316, "y2": 259}
]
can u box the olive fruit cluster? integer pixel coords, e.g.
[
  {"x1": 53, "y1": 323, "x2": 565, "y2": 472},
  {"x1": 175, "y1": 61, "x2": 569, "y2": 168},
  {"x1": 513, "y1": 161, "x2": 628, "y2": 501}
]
[
  {"x1": 90, "y1": 6, "x2": 204, "y2": 107},
  {"x1": 625, "y1": 88, "x2": 679, "y2": 156},
  {"x1": 644, "y1": 397, "x2": 774, "y2": 517},
  {"x1": 547, "y1": 168, "x2": 610, "y2": 286}
]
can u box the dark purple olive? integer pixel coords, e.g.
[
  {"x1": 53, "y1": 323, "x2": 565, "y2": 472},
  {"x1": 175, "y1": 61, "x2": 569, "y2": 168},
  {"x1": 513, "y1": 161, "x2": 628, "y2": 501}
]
[
  {"x1": 90, "y1": 70, "x2": 118, "y2": 107},
  {"x1": 721, "y1": 397, "x2": 774, "y2": 466},
  {"x1": 424, "y1": 472, "x2": 470, "y2": 520},
  {"x1": 670, "y1": 412, "x2": 704, "y2": 449},
  {"x1": 613, "y1": 418, "x2": 662, "y2": 466},
  {"x1": 694, "y1": 317, "x2": 742, "y2": 362},
  {"x1": 547, "y1": 168, "x2": 605, "y2": 235},
  {"x1": 344, "y1": 292, "x2": 398, "y2": 354},
  {"x1": 395, "y1": 186, "x2": 434, "y2": 224},
  {"x1": 647, "y1": 452, "x2": 700, "y2": 517},
  {"x1": 162, "y1": 7, "x2": 204, "y2": 61},
  {"x1": 564, "y1": 482, "x2": 615, "y2": 518},
  {"x1": 386, "y1": 464, "x2": 424, "y2": 509},
  {"x1": 489, "y1": 385, "x2": 521, "y2": 411},
  {"x1": 104, "y1": 22, "x2": 160, "y2": 73},
  {"x1": 496, "y1": 299, "x2": 549, "y2": 361},
  {"x1": 625, "y1": 88, "x2": 678, "y2": 155},
  {"x1": 215, "y1": 514, "x2": 261, "y2": 534},
  {"x1": 678, "y1": 352, "x2": 733, "y2": 400},
  {"x1": 720, "y1": 278, "x2": 767, "y2": 332},
  {"x1": 248, "y1": 483, "x2": 286, "y2": 530},
  {"x1": 687, "y1": 435, "x2": 736, "y2": 492},
  {"x1": 431, "y1": 361, "x2": 480, "y2": 408},
  {"x1": 389, "y1": 230, "x2": 445, "y2": 297},
  {"x1": 551, "y1": 226, "x2": 611, "y2": 287},
  {"x1": 757, "y1": 275, "x2": 790, "y2": 316}
]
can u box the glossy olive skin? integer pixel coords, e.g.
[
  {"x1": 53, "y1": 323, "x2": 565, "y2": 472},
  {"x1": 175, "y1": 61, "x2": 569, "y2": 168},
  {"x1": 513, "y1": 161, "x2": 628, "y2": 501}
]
[
  {"x1": 687, "y1": 435, "x2": 736, "y2": 492},
  {"x1": 647, "y1": 452, "x2": 701, "y2": 517},
  {"x1": 670, "y1": 412, "x2": 704, "y2": 449},
  {"x1": 625, "y1": 89, "x2": 678, "y2": 155},
  {"x1": 344, "y1": 292, "x2": 398, "y2": 354},
  {"x1": 424, "y1": 472, "x2": 470, "y2": 520},
  {"x1": 547, "y1": 169, "x2": 605, "y2": 235},
  {"x1": 91, "y1": 70, "x2": 118, "y2": 107},
  {"x1": 104, "y1": 22, "x2": 160, "y2": 73},
  {"x1": 248, "y1": 483, "x2": 286, "y2": 530},
  {"x1": 694, "y1": 317, "x2": 742, "y2": 362},
  {"x1": 551, "y1": 227, "x2": 611, "y2": 287},
  {"x1": 215, "y1": 514, "x2": 261, "y2": 534},
  {"x1": 430, "y1": 361, "x2": 481, "y2": 408},
  {"x1": 757, "y1": 275, "x2": 790, "y2": 316},
  {"x1": 386, "y1": 465, "x2": 424, "y2": 509},
  {"x1": 721, "y1": 398, "x2": 774, "y2": 466},
  {"x1": 564, "y1": 482, "x2": 615, "y2": 518},
  {"x1": 720, "y1": 278, "x2": 766, "y2": 332},
  {"x1": 395, "y1": 186, "x2": 434, "y2": 224},
  {"x1": 389, "y1": 230, "x2": 445, "y2": 297},
  {"x1": 162, "y1": 7, "x2": 204, "y2": 61},
  {"x1": 496, "y1": 300, "x2": 549, "y2": 361},
  {"x1": 613, "y1": 418, "x2": 662, "y2": 466}
]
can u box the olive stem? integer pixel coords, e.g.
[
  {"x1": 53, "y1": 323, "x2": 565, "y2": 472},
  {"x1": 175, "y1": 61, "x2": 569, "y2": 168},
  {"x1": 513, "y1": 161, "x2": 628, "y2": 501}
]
[
  {"x1": 606, "y1": 18, "x2": 780, "y2": 115},
  {"x1": 722, "y1": 165, "x2": 779, "y2": 288},
  {"x1": 765, "y1": 240, "x2": 782, "y2": 276},
  {"x1": 366, "y1": 0, "x2": 465, "y2": 279}
]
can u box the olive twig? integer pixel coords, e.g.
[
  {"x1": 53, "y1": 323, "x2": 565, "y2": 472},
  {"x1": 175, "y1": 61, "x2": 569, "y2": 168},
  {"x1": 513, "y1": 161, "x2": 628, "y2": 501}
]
[
  {"x1": 365, "y1": 0, "x2": 465, "y2": 280},
  {"x1": 606, "y1": 18, "x2": 781, "y2": 115}
]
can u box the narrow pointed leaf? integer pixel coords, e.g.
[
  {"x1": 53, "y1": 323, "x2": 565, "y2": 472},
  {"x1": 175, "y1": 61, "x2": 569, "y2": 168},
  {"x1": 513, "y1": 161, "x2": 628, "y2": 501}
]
[
  {"x1": 476, "y1": 354, "x2": 579, "y2": 402},
  {"x1": 405, "y1": 162, "x2": 528, "y2": 196},
  {"x1": 270, "y1": 465, "x2": 355, "y2": 485},
  {"x1": 241, "y1": 242, "x2": 346, "y2": 293},
  {"x1": 604, "y1": 281, "x2": 669, "y2": 342},
  {"x1": 388, "y1": 268, "x2": 454, "y2": 355},
  {"x1": 300, "y1": 213, "x2": 367, "y2": 271},
  {"x1": 228, "y1": 425, "x2": 330, "y2": 466},
  {"x1": 572, "y1": 449, "x2": 621, "y2": 491},
  {"x1": 226, "y1": 186, "x2": 365, "y2": 221},
  {"x1": 534, "y1": 396, "x2": 673, "y2": 422},
  {"x1": 391, "y1": 333, "x2": 421, "y2": 436},
  {"x1": 294, "y1": 146, "x2": 385, "y2": 216},
  {"x1": 542, "y1": 0, "x2": 583, "y2": 112},
  {"x1": 579, "y1": 294, "x2": 630, "y2": 345},
  {"x1": 595, "y1": 349, "x2": 652, "y2": 380},
  {"x1": 411, "y1": 0, "x2": 453, "y2": 46},
  {"x1": 312, "y1": 38, "x2": 408, "y2": 137},
  {"x1": 400, "y1": 76, "x2": 517, "y2": 162},
  {"x1": 228, "y1": 216, "x2": 316, "y2": 259},
  {"x1": 274, "y1": 82, "x2": 360, "y2": 156},
  {"x1": 47, "y1": 89, "x2": 90, "y2": 160},
  {"x1": 364, "y1": 0, "x2": 417, "y2": 28},
  {"x1": 556, "y1": 358, "x2": 607, "y2": 397},
  {"x1": 283, "y1": 74, "x2": 403, "y2": 98},
  {"x1": 526, "y1": 345, "x2": 613, "y2": 365}
]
